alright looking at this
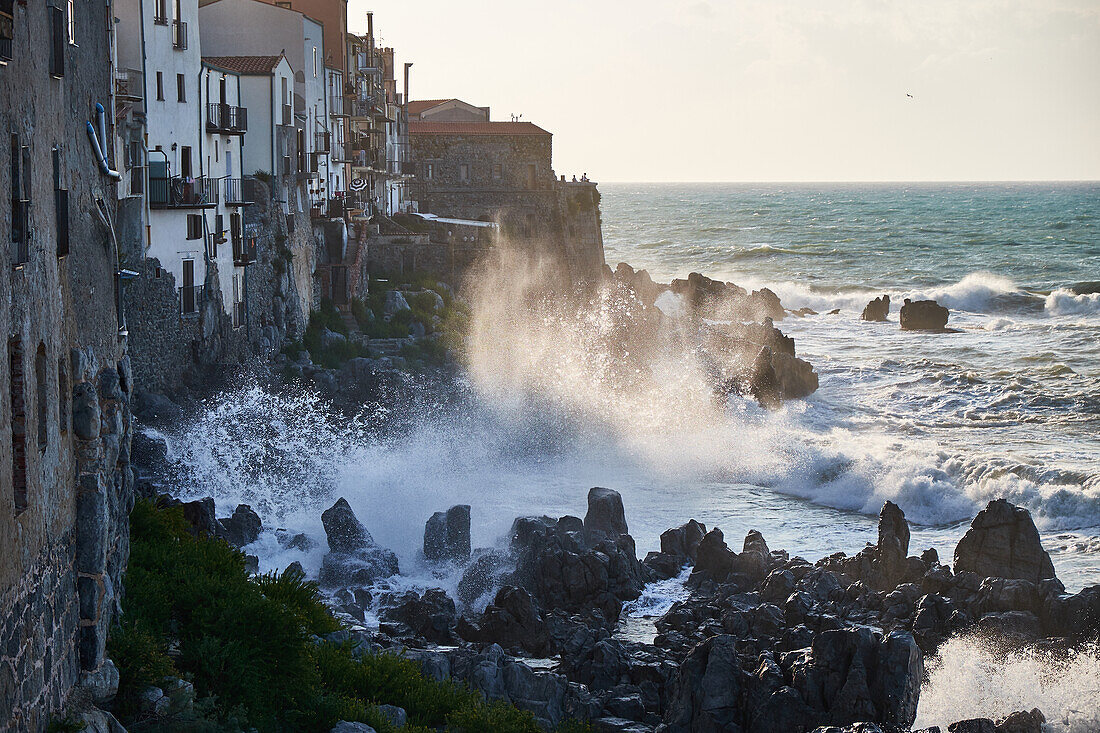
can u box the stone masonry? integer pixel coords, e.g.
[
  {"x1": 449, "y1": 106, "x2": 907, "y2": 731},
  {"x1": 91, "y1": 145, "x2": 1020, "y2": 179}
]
[{"x1": 1, "y1": 1, "x2": 136, "y2": 728}]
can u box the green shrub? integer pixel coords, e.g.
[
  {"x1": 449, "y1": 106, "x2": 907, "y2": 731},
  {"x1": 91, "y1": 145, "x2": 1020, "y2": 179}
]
[{"x1": 111, "y1": 501, "x2": 588, "y2": 732}]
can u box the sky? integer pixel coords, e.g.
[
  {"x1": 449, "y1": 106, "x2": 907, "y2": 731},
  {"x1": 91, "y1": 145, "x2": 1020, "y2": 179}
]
[{"x1": 349, "y1": 0, "x2": 1100, "y2": 183}]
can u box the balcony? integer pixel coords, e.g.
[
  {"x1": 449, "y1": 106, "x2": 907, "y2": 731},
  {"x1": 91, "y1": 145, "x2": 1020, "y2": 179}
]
[
  {"x1": 224, "y1": 177, "x2": 258, "y2": 206},
  {"x1": 179, "y1": 284, "x2": 203, "y2": 316},
  {"x1": 115, "y1": 69, "x2": 143, "y2": 100},
  {"x1": 149, "y1": 175, "x2": 218, "y2": 209},
  {"x1": 329, "y1": 96, "x2": 346, "y2": 116},
  {"x1": 281, "y1": 104, "x2": 292, "y2": 126},
  {"x1": 348, "y1": 101, "x2": 372, "y2": 119},
  {"x1": 172, "y1": 20, "x2": 187, "y2": 50},
  {"x1": 0, "y1": 8, "x2": 12, "y2": 62},
  {"x1": 206, "y1": 103, "x2": 247, "y2": 134},
  {"x1": 232, "y1": 236, "x2": 256, "y2": 266},
  {"x1": 315, "y1": 131, "x2": 331, "y2": 153}
]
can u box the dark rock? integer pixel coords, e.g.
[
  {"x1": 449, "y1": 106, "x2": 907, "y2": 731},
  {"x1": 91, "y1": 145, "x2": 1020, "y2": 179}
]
[
  {"x1": 664, "y1": 635, "x2": 744, "y2": 731},
  {"x1": 861, "y1": 295, "x2": 891, "y2": 322},
  {"x1": 380, "y1": 589, "x2": 458, "y2": 644},
  {"x1": 72, "y1": 382, "x2": 101, "y2": 440},
  {"x1": 132, "y1": 390, "x2": 183, "y2": 424},
  {"x1": 318, "y1": 547, "x2": 399, "y2": 588},
  {"x1": 947, "y1": 720, "x2": 996, "y2": 733},
  {"x1": 220, "y1": 504, "x2": 262, "y2": 547},
  {"x1": 180, "y1": 498, "x2": 224, "y2": 539},
  {"x1": 457, "y1": 550, "x2": 511, "y2": 605},
  {"x1": 584, "y1": 487, "x2": 629, "y2": 542},
  {"x1": 953, "y1": 500, "x2": 1056, "y2": 583},
  {"x1": 690, "y1": 528, "x2": 735, "y2": 583},
  {"x1": 322, "y1": 497, "x2": 373, "y2": 553},
  {"x1": 900, "y1": 298, "x2": 950, "y2": 331},
  {"x1": 994, "y1": 708, "x2": 1044, "y2": 733},
  {"x1": 1041, "y1": 584, "x2": 1100, "y2": 638},
  {"x1": 424, "y1": 504, "x2": 472, "y2": 563},
  {"x1": 877, "y1": 501, "x2": 911, "y2": 587},
  {"x1": 660, "y1": 520, "x2": 707, "y2": 561},
  {"x1": 460, "y1": 586, "x2": 551, "y2": 656}
]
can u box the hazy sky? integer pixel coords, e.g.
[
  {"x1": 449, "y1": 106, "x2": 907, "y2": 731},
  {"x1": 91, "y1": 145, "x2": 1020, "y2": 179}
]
[{"x1": 350, "y1": 0, "x2": 1100, "y2": 182}]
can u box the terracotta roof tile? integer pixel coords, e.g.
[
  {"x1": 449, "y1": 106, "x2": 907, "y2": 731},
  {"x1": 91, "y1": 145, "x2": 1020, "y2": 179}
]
[
  {"x1": 202, "y1": 55, "x2": 283, "y2": 75},
  {"x1": 409, "y1": 121, "x2": 551, "y2": 136},
  {"x1": 407, "y1": 99, "x2": 453, "y2": 115}
]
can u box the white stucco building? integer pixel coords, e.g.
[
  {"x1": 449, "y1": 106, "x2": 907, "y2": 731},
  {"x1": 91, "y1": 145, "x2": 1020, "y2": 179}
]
[{"x1": 199, "y1": 0, "x2": 330, "y2": 208}]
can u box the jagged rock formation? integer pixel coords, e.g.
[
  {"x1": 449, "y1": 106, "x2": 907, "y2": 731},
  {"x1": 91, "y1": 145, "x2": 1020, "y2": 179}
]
[
  {"x1": 861, "y1": 295, "x2": 891, "y2": 322},
  {"x1": 954, "y1": 499, "x2": 1056, "y2": 583},
  {"x1": 900, "y1": 298, "x2": 950, "y2": 331}
]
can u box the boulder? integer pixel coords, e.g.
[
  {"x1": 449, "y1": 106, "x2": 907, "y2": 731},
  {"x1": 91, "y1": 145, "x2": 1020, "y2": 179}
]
[
  {"x1": 320, "y1": 328, "x2": 347, "y2": 351},
  {"x1": 876, "y1": 501, "x2": 911, "y2": 588},
  {"x1": 953, "y1": 500, "x2": 1056, "y2": 584},
  {"x1": 220, "y1": 504, "x2": 262, "y2": 547},
  {"x1": 383, "y1": 290, "x2": 411, "y2": 317},
  {"x1": 660, "y1": 520, "x2": 708, "y2": 561},
  {"x1": 459, "y1": 585, "x2": 551, "y2": 656},
  {"x1": 690, "y1": 528, "x2": 735, "y2": 583},
  {"x1": 663, "y1": 635, "x2": 745, "y2": 731},
  {"x1": 995, "y1": 708, "x2": 1045, "y2": 733},
  {"x1": 322, "y1": 497, "x2": 374, "y2": 553},
  {"x1": 584, "y1": 487, "x2": 629, "y2": 542},
  {"x1": 424, "y1": 504, "x2": 472, "y2": 563},
  {"x1": 457, "y1": 550, "x2": 512, "y2": 605},
  {"x1": 899, "y1": 298, "x2": 949, "y2": 331},
  {"x1": 318, "y1": 546, "x2": 399, "y2": 588},
  {"x1": 861, "y1": 295, "x2": 891, "y2": 322},
  {"x1": 380, "y1": 589, "x2": 458, "y2": 644},
  {"x1": 179, "y1": 498, "x2": 225, "y2": 539}
]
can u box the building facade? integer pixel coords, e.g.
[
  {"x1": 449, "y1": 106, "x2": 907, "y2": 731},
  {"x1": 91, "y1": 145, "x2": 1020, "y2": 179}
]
[{"x1": 1, "y1": 0, "x2": 135, "y2": 727}]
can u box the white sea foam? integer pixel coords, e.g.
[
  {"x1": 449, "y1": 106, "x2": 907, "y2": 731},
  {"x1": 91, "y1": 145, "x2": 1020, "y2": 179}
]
[
  {"x1": 1046, "y1": 288, "x2": 1100, "y2": 316},
  {"x1": 915, "y1": 635, "x2": 1100, "y2": 732}
]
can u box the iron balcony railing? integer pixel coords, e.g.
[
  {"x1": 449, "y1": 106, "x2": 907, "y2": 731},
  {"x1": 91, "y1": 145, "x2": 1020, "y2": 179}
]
[
  {"x1": 0, "y1": 8, "x2": 12, "y2": 62},
  {"x1": 206, "y1": 103, "x2": 247, "y2": 133},
  {"x1": 115, "y1": 68, "x2": 143, "y2": 99},
  {"x1": 314, "y1": 131, "x2": 331, "y2": 153},
  {"x1": 179, "y1": 284, "x2": 203, "y2": 315},
  {"x1": 172, "y1": 20, "x2": 187, "y2": 50},
  {"x1": 224, "y1": 177, "x2": 258, "y2": 206},
  {"x1": 232, "y1": 235, "x2": 256, "y2": 266},
  {"x1": 329, "y1": 95, "x2": 346, "y2": 116},
  {"x1": 149, "y1": 175, "x2": 218, "y2": 209}
]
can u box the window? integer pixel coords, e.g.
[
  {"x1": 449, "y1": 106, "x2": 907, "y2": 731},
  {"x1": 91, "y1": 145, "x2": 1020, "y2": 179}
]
[
  {"x1": 179, "y1": 145, "x2": 191, "y2": 178},
  {"x1": 128, "y1": 141, "x2": 144, "y2": 195},
  {"x1": 154, "y1": 0, "x2": 167, "y2": 24},
  {"x1": 425, "y1": 162, "x2": 434, "y2": 180},
  {"x1": 58, "y1": 358, "x2": 69, "y2": 435},
  {"x1": 35, "y1": 344, "x2": 47, "y2": 451},
  {"x1": 181, "y1": 259, "x2": 197, "y2": 314},
  {"x1": 66, "y1": 0, "x2": 75, "y2": 44},
  {"x1": 156, "y1": 71, "x2": 164, "y2": 101},
  {"x1": 11, "y1": 134, "x2": 29, "y2": 266},
  {"x1": 492, "y1": 163, "x2": 502, "y2": 180},
  {"x1": 176, "y1": 73, "x2": 186, "y2": 102},
  {"x1": 48, "y1": 4, "x2": 64, "y2": 77},
  {"x1": 232, "y1": 274, "x2": 244, "y2": 328},
  {"x1": 459, "y1": 164, "x2": 470, "y2": 183},
  {"x1": 312, "y1": 46, "x2": 318, "y2": 77},
  {"x1": 186, "y1": 213, "x2": 202, "y2": 240},
  {"x1": 1, "y1": 0, "x2": 13, "y2": 62},
  {"x1": 53, "y1": 147, "x2": 68, "y2": 257},
  {"x1": 9, "y1": 337, "x2": 27, "y2": 514}
]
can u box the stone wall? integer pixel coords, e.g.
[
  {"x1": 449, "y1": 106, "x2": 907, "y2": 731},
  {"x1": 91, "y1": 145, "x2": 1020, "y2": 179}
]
[
  {"x1": 410, "y1": 131, "x2": 605, "y2": 285},
  {"x1": 0, "y1": 0, "x2": 136, "y2": 727}
]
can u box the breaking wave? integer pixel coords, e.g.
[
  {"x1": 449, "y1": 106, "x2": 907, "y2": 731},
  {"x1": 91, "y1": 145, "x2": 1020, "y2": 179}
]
[{"x1": 915, "y1": 635, "x2": 1100, "y2": 732}]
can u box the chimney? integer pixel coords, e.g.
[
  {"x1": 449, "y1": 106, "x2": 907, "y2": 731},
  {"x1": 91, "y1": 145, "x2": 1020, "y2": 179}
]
[
  {"x1": 367, "y1": 12, "x2": 374, "y2": 58},
  {"x1": 404, "y1": 62, "x2": 413, "y2": 108}
]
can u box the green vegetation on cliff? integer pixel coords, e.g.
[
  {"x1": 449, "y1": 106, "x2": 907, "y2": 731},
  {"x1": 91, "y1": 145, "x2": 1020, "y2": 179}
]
[{"x1": 110, "y1": 500, "x2": 587, "y2": 732}]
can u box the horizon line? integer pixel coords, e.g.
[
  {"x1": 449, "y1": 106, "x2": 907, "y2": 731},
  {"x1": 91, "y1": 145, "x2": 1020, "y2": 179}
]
[{"x1": 594, "y1": 179, "x2": 1100, "y2": 185}]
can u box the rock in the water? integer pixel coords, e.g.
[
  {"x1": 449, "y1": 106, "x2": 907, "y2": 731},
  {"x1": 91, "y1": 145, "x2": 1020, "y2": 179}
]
[
  {"x1": 381, "y1": 589, "x2": 458, "y2": 644},
  {"x1": 995, "y1": 708, "x2": 1045, "y2": 733},
  {"x1": 661, "y1": 519, "x2": 708, "y2": 561},
  {"x1": 318, "y1": 546, "x2": 399, "y2": 588},
  {"x1": 899, "y1": 298, "x2": 949, "y2": 331},
  {"x1": 690, "y1": 528, "x2": 735, "y2": 582},
  {"x1": 424, "y1": 504, "x2": 472, "y2": 563},
  {"x1": 458, "y1": 585, "x2": 552, "y2": 656},
  {"x1": 861, "y1": 295, "x2": 891, "y2": 322},
  {"x1": 322, "y1": 497, "x2": 373, "y2": 553},
  {"x1": 221, "y1": 504, "x2": 262, "y2": 547},
  {"x1": 877, "y1": 501, "x2": 911, "y2": 587},
  {"x1": 180, "y1": 498, "x2": 225, "y2": 539},
  {"x1": 953, "y1": 499, "x2": 1056, "y2": 584},
  {"x1": 584, "y1": 487, "x2": 629, "y2": 542}
]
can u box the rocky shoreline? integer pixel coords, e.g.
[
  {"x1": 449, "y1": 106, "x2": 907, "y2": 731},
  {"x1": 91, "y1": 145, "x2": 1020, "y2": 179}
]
[{"x1": 150, "y1": 480, "x2": 1098, "y2": 733}]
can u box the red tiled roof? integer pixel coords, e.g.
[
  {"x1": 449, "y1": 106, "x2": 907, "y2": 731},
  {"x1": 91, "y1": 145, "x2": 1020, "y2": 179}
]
[
  {"x1": 409, "y1": 121, "x2": 551, "y2": 136},
  {"x1": 202, "y1": 55, "x2": 283, "y2": 75},
  {"x1": 407, "y1": 99, "x2": 453, "y2": 115}
]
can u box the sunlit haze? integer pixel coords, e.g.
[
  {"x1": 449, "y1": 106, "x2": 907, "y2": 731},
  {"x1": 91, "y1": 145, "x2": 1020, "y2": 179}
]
[{"x1": 352, "y1": 0, "x2": 1100, "y2": 182}]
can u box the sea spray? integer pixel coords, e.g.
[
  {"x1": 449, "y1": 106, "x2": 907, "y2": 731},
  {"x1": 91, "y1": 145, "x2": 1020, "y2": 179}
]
[{"x1": 914, "y1": 635, "x2": 1100, "y2": 732}]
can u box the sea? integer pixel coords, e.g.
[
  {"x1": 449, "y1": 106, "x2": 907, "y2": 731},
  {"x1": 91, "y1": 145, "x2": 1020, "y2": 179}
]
[{"x1": 154, "y1": 182, "x2": 1100, "y2": 728}]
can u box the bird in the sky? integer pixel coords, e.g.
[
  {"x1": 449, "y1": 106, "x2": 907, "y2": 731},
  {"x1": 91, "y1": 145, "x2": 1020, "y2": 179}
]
[{"x1": 906, "y1": 93, "x2": 914, "y2": 99}]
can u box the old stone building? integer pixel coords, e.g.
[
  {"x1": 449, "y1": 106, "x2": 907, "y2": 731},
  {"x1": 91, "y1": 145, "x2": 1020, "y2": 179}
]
[
  {"x1": 1, "y1": 0, "x2": 135, "y2": 728},
  {"x1": 409, "y1": 115, "x2": 604, "y2": 286}
]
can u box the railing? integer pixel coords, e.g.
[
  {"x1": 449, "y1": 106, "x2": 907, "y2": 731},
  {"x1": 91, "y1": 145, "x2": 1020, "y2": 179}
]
[
  {"x1": 115, "y1": 68, "x2": 143, "y2": 99},
  {"x1": 179, "y1": 284, "x2": 202, "y2": 315},
  {"x1": 172, "y1": 20, "x2": 187, "y2": 50},
  {"x1": 224, "y1": 177, "x2": 257, "y2": 205},
  {"x1": 348, "y1": 101, "x2": 372, "y2": 119},
  {"x1": 153, "y1": 11, "x2": 168, "y2": 25},
  {"x1": 281, "y1": 104, "x2": 292, "y2": 126},
  {"x1": 232, "y1": 236, "x2": 256, "y2": 266},
  {"x1": 329, "y1": 95, "x2": 345, "y2": 116},
  {"x1": 206, "y1": 103, "x2": 247, "y2": 133},
  {"x1": 0, "y1": 37, "x2": 10, "y2": 64},
  {"x1": 148, "y1": 175, "x2": 218, "y2": 209},
  {"x1": 315, "y1": 131, "x2": 330, "y2": 153},
  {"x1": 0, "y1": 8, "x2": 12, "y2": 61}
]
